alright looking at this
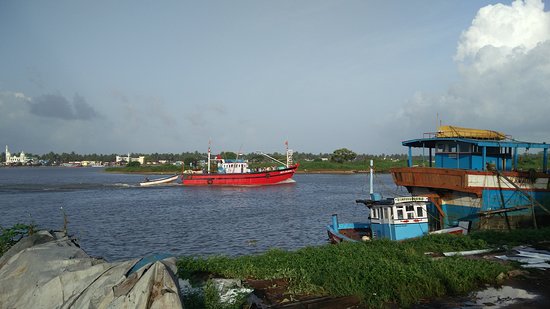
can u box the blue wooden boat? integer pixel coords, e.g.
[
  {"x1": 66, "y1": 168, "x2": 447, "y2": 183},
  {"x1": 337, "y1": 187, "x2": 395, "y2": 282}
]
[
  {"x1": 327, "y1": 161, "x2": 469, "y2": 243},
  {"x1": 328, "y1": 195, "x2": 434, "y2": 243},
  {"x1": 391, "y1": 125, "x2": 550, "y2": 230}
]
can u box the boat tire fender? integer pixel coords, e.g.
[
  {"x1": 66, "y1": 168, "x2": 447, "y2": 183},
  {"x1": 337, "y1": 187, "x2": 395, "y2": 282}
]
[
  {"x1": 265, "y1": 173, "x2": 270, "y2": 178},
  {"x1": 207, "y1": 179, "x2": 213, "y2": 185}
]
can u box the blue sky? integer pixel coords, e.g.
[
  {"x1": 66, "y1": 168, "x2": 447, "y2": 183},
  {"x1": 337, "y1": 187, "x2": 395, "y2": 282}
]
[{"x1": 2, "y1": 0, "x2": 549, "y2": 155}]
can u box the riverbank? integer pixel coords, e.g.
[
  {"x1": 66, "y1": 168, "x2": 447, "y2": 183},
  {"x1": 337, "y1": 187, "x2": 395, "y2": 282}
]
[
  {"x1": 2, "y1": 224, "x2": 549, "y2": 308},
  {"x1": 177, "y1": 228, "x2": 550, "y2": 308}
]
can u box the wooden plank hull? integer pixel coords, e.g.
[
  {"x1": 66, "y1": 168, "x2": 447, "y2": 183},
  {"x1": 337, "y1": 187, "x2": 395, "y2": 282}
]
[
  {"x1": 391, "y1": 167, "x2": 550, "y2": 228},
  {"x1": 326, "y1": 222, "x2": 372, "y2": 243}
]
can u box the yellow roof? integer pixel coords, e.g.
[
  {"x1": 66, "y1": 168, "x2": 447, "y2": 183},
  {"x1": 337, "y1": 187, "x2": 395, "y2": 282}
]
[{"x1": 436, "y1": 125, "x2": 506, "y2": 140}]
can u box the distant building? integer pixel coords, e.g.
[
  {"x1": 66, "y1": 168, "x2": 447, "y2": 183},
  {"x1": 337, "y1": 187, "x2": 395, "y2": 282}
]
[
  {"x1": 5, "y1": 145, "x2": 29, "y2": 165},
  {"x1": 115, "y1": 153, "x2": 145, "y2": 165}
]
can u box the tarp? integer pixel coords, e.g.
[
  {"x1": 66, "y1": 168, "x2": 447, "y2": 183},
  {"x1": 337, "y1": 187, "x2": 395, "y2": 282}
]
[
  {"x1": 436, "y1": 125, "x2": 507, "y2": 140},
  {"x1": 0, "y1": 230, "x2": 183, "y2": 309}
]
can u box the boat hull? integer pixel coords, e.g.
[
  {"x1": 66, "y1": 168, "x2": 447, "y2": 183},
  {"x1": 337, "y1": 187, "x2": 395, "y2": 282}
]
[
  {"x1": 327, "y1": 222, "x2": 372, "y2": 243},
  {"x1": 182, "y1": 165, "x2": 298, "y2": 186},
  {"x1": 139, "y1": 175, "x2": 179, "y2": 187},
  {"x1": 391, "y1": 167, "x2": 550, "y2": 229}
]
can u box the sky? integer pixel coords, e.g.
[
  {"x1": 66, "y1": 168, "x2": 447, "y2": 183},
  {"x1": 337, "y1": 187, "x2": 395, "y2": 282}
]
[{"x1": 1, "y1": 0, "x2": 549, "y2": 155}]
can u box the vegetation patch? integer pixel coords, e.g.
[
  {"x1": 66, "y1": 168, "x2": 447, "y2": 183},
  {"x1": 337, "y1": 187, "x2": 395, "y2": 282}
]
[
  {"x1": 0, "y1": 223, "x2": 36, "y2": 257},
  {"x1": 177, "y1": 234, "x2": 512, "y2": 308},
  {"x1": 469, "y1": 227, "x2": 550, "y2": 247}
]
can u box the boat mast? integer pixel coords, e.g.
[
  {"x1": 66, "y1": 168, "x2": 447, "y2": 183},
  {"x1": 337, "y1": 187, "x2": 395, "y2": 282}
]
[
  {"x1": 207, "y1": 139, "x2": 211, "y2": 174},
  {"x1": 285, "y1": 140, "x2": 293, "y2": 167}
]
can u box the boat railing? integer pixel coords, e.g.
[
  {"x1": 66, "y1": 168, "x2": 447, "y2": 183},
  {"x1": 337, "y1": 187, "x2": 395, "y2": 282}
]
[{"x1": 423, "y1": 131, "x2": 439, "y2": 139}]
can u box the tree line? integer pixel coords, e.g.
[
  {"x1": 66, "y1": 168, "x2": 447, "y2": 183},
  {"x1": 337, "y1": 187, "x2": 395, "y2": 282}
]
[{"x1": 0, "y1": 149, "x2": 408, "y2": 165}]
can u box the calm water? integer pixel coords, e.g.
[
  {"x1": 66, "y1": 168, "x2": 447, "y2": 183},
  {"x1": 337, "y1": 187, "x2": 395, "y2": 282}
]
[{"x1": 0, "y1": 167, "x2": 406, "y2": 261}]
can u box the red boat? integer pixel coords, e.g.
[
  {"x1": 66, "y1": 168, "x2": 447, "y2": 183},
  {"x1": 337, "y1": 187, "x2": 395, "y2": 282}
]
[
  {"x1": 182, "y1": 163, "x2": 299, "y2": 186},
  {"x1": 181, "y1": 144, "x2": 299, "y2": 186}
]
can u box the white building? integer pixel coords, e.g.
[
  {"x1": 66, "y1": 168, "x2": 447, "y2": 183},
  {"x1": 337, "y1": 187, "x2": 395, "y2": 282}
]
[
  {"x1": 5, "y1": 145, "x2": 29, "y2": 165},
  {"x1": 115, "y1": 153, "x2": 145, "y2": 165}
]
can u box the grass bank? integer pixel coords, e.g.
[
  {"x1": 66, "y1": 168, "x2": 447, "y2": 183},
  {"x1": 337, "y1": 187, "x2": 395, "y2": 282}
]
[
  {"x1": 298, "y1": 159, "x2": 410, "y2": 173},
  {"x1": 103, "y1": 159, "x2": 414, "y2": 174},
  {"x1": 176, "y1": 230, "x2": 549, "y2": 308}
]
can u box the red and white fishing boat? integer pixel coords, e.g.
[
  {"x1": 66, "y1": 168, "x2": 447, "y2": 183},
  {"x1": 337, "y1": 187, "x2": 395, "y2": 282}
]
[{"x1": 181, "y1": 143, "x2": 299, "y2": 186}]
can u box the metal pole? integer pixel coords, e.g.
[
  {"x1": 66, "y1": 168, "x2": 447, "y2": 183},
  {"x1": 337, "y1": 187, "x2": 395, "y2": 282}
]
[
  {"x1": 207, "y1": 141, "x2": 211, "y2": 174},
  {"x1": 482, "y1": 146, "x2": 486, "y2": 170},
  {"x1": 369, "y1": 159, "x2": 373, "y2": 195},
  {"x1": 543, "y1": 148, "x2": 548, "y2": 173}
]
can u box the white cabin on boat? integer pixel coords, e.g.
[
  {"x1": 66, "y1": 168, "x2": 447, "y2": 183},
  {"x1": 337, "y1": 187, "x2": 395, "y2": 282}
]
[
  {"x1": 368, "y1": 196, "x2": 429, "y2": 241},
  {"x1": 216, "y1": 159, "x2": 251, "y2": 174}
]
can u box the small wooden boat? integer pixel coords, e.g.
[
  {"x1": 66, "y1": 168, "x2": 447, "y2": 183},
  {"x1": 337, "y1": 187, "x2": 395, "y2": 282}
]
[
  {"x1": 327, "y1": 218, "x2": 372, "y2": 243},
  {"x1": 327, "y1": 161, "x2": 470, "y2": 243},
  {"x1": 327, "y1": 196, "x2": 432, "y2": 243},
  {"x1": 139, "y1": 175, "x2": 179, "y2": 187},
  {"x1": 328, "y1": 197, "x2": 471, "y2": 243}
]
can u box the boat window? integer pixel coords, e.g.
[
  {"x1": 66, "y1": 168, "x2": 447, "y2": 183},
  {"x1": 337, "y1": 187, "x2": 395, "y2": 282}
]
[
  {"x1": 406, "y1": 205, "x2": 414, "y2": 212},
  {"x1": 459, "y1": 143, "x2": 471, "y2": 153},
  {"x1": 416, "y1": 207, "x2": 424, "y2": 218},
  {"x1": 397, "y1": 209, "x2": 404, "y2": 220},
  {"x1": 436, "y1": 143, "x2": 445, "y2": 153},
  {"x1": 384, "y1": 208, "x2": 390, "y2": 220}
]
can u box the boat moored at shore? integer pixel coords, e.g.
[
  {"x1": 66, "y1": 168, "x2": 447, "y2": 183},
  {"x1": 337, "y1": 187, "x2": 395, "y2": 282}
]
[
  {"x1": 327, "y1": 160, "x2": 470, "y2": 243},
  {"x1": 391, "y1": 125, "x2": 550, "y2": 230}
]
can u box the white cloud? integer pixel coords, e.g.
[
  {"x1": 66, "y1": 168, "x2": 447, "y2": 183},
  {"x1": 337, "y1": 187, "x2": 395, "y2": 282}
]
[
  {"x1": 456, "y1": 0, "x2": 550, "y2": 72},
  {"x1": 394, "y1": 0, "x2": 550, "y2": 143}
]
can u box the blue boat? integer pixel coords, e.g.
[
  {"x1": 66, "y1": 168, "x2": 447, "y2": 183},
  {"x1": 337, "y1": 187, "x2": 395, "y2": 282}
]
[
  {"x1": 391, "y1": 125, "x2": 550, "y2": 230},
  {"x1": 328, "y1": 195, "x2": 439, "y2": 243},
  {"x1": 327, "y1": 160, "x2": 470, "y2": 243}
]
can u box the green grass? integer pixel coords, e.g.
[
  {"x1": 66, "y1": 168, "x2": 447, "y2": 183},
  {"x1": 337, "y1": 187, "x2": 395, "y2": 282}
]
[
  {"x1": 177, "y1": 234, "x2": 511, "y2": 308},
  {"x1": 469, "y1": 227, "x2": 550, "y2": 247},
  {"x1": 297, "y1": 158, "x2": 419, "y2": 173},
  {"x1": 1, "y1": 223, "x2": 36, "y2": 256}
]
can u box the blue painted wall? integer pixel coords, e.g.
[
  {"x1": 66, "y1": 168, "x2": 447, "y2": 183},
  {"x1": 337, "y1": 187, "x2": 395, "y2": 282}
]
[
  {"x1": 372, "y1": 222, "x2": 428, "y2": 240},
  {"x1": 435, "y1": 153, "x2": 511, "y2": 170}
]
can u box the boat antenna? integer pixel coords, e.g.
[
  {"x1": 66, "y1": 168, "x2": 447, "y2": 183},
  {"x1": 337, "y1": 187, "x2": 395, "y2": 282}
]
[
  {"x1": 207, "y1": 139, "x2": 211, "y2": 174},
  {"x1": 236, "y1": 144, "x2": 243, "y2": 161}
]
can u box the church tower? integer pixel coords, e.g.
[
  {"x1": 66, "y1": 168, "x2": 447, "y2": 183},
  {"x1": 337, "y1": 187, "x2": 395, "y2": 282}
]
[{"x1": 5, "y1": 145, "x2": 10, "y2": 164}]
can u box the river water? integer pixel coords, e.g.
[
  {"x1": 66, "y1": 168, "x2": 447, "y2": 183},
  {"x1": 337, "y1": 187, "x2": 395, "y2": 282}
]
[{"x1": 0, "y1": 167, "x2": 406, "y2": 261}]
